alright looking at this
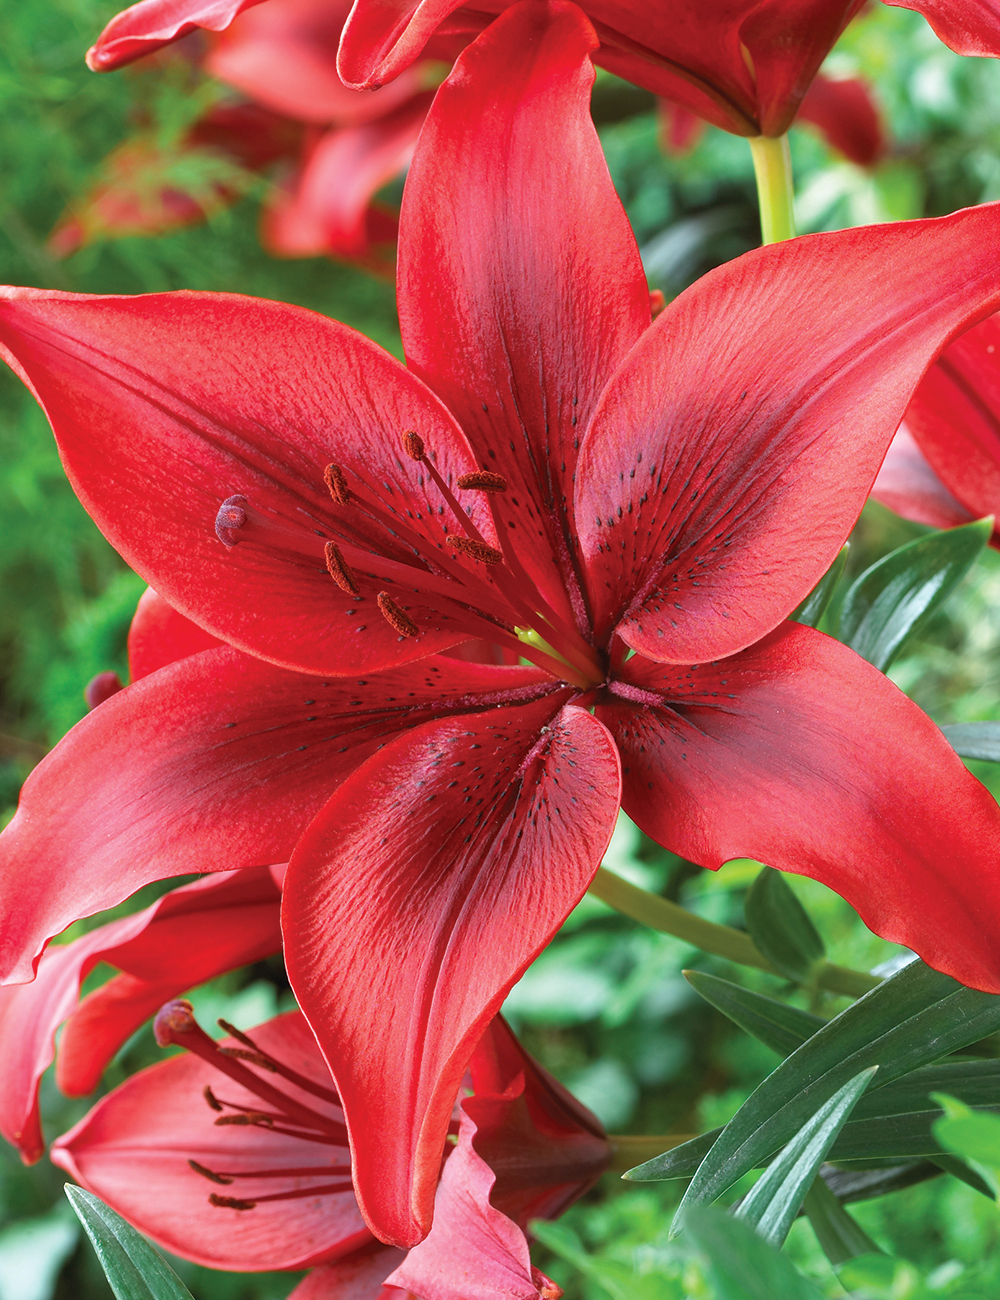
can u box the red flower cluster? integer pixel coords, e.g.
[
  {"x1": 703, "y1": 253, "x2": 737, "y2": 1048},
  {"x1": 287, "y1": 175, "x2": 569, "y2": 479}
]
[{"x1": 4, "y1": 0, "x2": 1000, "y2": 1293}]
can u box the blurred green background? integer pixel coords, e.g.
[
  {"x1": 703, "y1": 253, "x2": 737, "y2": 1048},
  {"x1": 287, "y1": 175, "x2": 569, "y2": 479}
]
[{"x1": 3, "y1": 2, "x2": 1000, "y2": 1297}]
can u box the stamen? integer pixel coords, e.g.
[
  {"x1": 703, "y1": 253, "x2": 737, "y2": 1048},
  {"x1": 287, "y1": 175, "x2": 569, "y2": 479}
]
[
  {"x1": 219, "y1": 1047, "x2": 278, "y2": 1072},
  {"x1": 210, "y1": 1194, "x2": 256, "y2": 1211},
  {"x1": 401, "y1": 430, "x2": 426, "y2": 461},
  {"x1": 214, "y1": 1113, "x2": 275, "y2": 1127},
  {"x1": 457, "y1": 471, "x2": 507, "y2": 492},
  {"x1": 215, "y1": 495, "x2": 248, "y2": 547},
  {"x1": 216, "y1": 1020, "x2": 341, "y2": 1105},
  {"x1": 210, "y1": 1182, "x2": 354, "y2": 1211},
  {"x1": 203, "y1": 1085, "x2": 224, "y2": 1112},
  {"x1": 323, "y1": 463, "x2": 351, "y2": 507},
  {"x1": 189, "y1": 1160, "x2": 233, "y2": 1185},
  {"x1": 377, "y1": 592, "x2": 419, "y2": 638},
  {"x1": 323, "y1": 542, "x2": 360, "y2": 596},
  {"x1": 447, "y1": 537, "x2": 504, "y2": 565}
]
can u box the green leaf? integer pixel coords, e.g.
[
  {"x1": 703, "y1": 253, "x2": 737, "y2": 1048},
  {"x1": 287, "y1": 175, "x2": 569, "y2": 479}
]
[
  {"x1": 931, "y1": 1091, "x2": 1000, "y2": 1197},
  {"x1": 670, "y1": 961, "x2": 1000, "y2": 1228},
  {"x1": 790, "y1": 544, "x2": 849, "y2": 628},
  {"x1": 683, "y1": 1206, "x2": 826, "y2": 1300},
  {"x1": 802, "y1": 1176, "x2": 881, "y2": 1266},
  {"x1": 735, "y1": 1068, "x2": 876, "y2": 1247},
  {"x1": 684, "y1": 970, "x2": 824, "y2": 1056},
  {"x1": 940, "y1": 721, "x2": 1000, "y2": 762},
  {"x1": 743, "y1": 868, "x2": 825, "y2": 983},
  {"x1": 834, "y1": 516, "x2": 992, "y2": 672},
  {"x1": 64, "y1": 1186, "x2": 195, "y2": 1300},
  {"x1": 529, "y1": 1221, "x2": 679, "y2": 1300}
]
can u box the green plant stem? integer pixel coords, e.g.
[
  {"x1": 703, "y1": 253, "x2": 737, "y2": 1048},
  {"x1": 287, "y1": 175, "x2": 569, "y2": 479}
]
[
  {"x1": 748, "y1": 133, "x2": 796, "y2": 244},
  {"x1": 588, "y1": 868, "x2": 879, "y2": 998},
  {"x1": 607, "y1": 1133, "x2": 697, "y2": 1173}
]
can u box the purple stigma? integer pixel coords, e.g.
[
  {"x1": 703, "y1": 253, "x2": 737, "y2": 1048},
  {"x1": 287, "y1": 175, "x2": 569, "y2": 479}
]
[{"x1": 216, "y1": 495, "x2": 248, "y2": 547}]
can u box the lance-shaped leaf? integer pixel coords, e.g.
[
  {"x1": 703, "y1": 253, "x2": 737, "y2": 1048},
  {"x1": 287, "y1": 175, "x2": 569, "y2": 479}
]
[
  {"x1": 790, "y1": 544, "x2": 849, "y2": 629},
  {"x1": 744, "y1": 868, "x2": 826, "y2": 983},
  {"x1": 683, "y1": 1206, "x2": 826, "y2": 1300},
  {"x1": 931, "y1": 1092, "x2": 1000, "y2": 1197},
  {"x1": 735, "y1": 1068, "x2": 876, "y2": 1248},
  {"x1": 801, "y1": 1177, "x2": 880, "y2": 1266},
  {"x1": 667, "y1": 961, "x2": 1000, "y2": 1223},
  {"x1": 684, "y1": 970, "x2": 824, "y2": 1056},
  {"x1": 835, "y1": 517, "x2": 992, "y2": 672},
  {"x1": 65, "y1": 1186, "x2": 194, "y2": 1300},
  {"x1": 941, "y1": 722, "x2": 1000, "y2": 763}
]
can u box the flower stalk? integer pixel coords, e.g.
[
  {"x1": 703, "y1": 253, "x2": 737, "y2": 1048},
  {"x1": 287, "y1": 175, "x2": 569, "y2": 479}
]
[
  {"x1": 749, "y1": 133, "x2": 796, "y2": 244},
  {"x1": 588, "y1": 867, "x2": 880, "y2": 998}
]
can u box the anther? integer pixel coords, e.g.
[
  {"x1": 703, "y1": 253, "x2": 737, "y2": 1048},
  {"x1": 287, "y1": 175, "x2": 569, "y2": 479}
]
[
  {"x1": 209, "y1": 1194, "x2": 256, "y2": 1211},
  {"x1": 154, "y1": 999, "x2": 198, "y2": 1046},
  {"x1": 323, "y1": 463, "x2": 351, "y2": 507},
  {"x1": 324, "y1": 542, "x2": 360, "y2": 596},
  {"x1": 456, "y1": 471, "x2": 508, "y2": 493},
  {"x1": 203, "y1": 1086, "x2": 224, "y2": 1112},
  {"x1": 446, "y1": 537, "x2": 504, "y2": 565},
  {"x1": 377, "y1": 592, "x2": 419, "y2": 638},
  {"x1": 214, "y1": 1113, "x2": 274, "y2": 1127},
  {"x1": 215, "y1": 495, "x2": 248, "y2": 547},
  {"x1": 219, "y1": 1047, "x2": 278, "y2": 1072},
  {"x1": 401, "y1": 430, "x2": 425, "y2": 461},
  {"x1": 189, "y1": 1160, "x2": 233, "y2": 1185}
]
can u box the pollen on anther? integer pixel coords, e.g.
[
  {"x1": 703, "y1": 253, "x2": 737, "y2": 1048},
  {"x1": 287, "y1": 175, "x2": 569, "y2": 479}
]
[
  {"x1": 189, "y1": 1159, "x2": 233, "y2": 1185},
  {"x1": 401, "y1": 430, "x2": 426, "y2": 461},
  {"x1": 456, "y1": 471, "x2": 507, "y2": 493},
  {"x1": 324, "y1": 542, "x2": 360, "y2": 596},
  {"x1": 203, "y1": 1085, "x2": 223, "y2": 1112},
  {"x1": 323, "y1": 463, "x2": 351, "y2": 507},
  {"x1": 377, "y1": 592, "x2": 419, "y2": 638},
  {"x1": 446, "y1": 536, "x2": 503, "y2": 565},
  {"x1": 209, "y1": 1194, "x2": 257, "y2": 1211}
]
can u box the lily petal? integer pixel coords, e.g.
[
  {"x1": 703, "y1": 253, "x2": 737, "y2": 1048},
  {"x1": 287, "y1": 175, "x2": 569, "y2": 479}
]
[
  {"x1": 52, "y1": 1013, "x2": 369, "y2": 1271},
  {"x1": 870, "y1": 425, "x2": 975, "y2": 532},
  {"x1": 577, "y1": 206, "x2": 1000, "y2": 662},
  {"x1": 0, "y1": 287, "x2": 495, "y2": 675},
  {"x1": 0, "y1": 866, "x2": 280, "y2": 1164},
  {"x1": 884, "y1": 0, "x2": 1000, "y2": 57},
  {"x1": 287, "y1": 1245, "x2": 407, "y2": 1298},
  {"x1": 87, "y1": 0, "x2": 267, "y2": 71},
  {"x1": 128, "y1": 587, "x2": 224, "y2": 680},
  {"x1": 398, "y1": 0, "x2": 649, "y2": 627},
  {"x1": 0, "y1": 645, "x2": 550, "y2": 985},
  {"x1": 283, "y1": 701, "x2": 620, "y2": 1246},
  {"x1": 597, "y1": 623, "x2": 1000, "y2": 993}
]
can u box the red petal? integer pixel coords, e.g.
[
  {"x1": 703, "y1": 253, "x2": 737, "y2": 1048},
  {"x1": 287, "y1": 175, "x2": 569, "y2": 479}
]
[
  {"x1": 261, "y1": 97, "x2": 430, "y2": 261},
  {"x1": 598, "y1": 623, "x2": 1000, "y2": 993},
  {"x1": 128, "y1": 587, "x2": 224, "y2": 680},
  {"x1": 207, "y1": 0, "x2": 428, "y2": 126},
  {"x1": 884, "y1": 0, "x2": 1000, "y2": 57},
  {"x1": 796, "y1": 73, "x2": 885, "y2": 168},
  {"x1": 576, "y1": 206, "x2": 1000, "y2": 663},
  {"x1": 904, "y1": 311, "x2": 1000, "y2": 524},
  {"x1": 87, "y1": 0, "x2": 267, "y2": 71},
  {"x1": 287, "y1": 1246, "x2": 407, "y2": 1299},
  {"x1": 283, "y1": 701, "x2": 620, "y2": 1246},
  {"x1": 0, "y1": 646, "x2": 548, "y2": 984},
  {"x1": 0, "y1": 867, "x2": 279, "y2": 1164},
  {"x1": 398, "y1": 0, "x2": 649, "y2": 628},
  {"x1": 52, "y1": 1013, "x2": 369, "y2": 1270},
  {"x1": 337, "y1": 0, "x2": 466, "y2": 89},
  {"x1": 0, "y1": 287, "x2": 492, "y2": 675},
  {"x1": 870, "y1": 424, "x2": 975, "y2": 532}
]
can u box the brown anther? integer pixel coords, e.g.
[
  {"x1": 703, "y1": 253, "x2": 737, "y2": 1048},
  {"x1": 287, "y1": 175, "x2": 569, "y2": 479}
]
[
  {"x1": 401, "y1": 430, "x2": 425, "y2": 461},
  {"x1": 203, "y1": 1085, "x2": 224, "y2": 1112},
  {"x1": 189, "y1": 1160, "x2": 233, "y2": 1186},
  {"x1": 154, "y1": 999, "x2": 197, "y2": 1046},
  {"x1": 324, "y1": 463, "x2": 351, "y2": 507},
  {"x1": 377, "y1": 592, "x2": 419, "y2": 638},
  {"x1": 324, "y1": 542, "x2": 360, "y2": 596},
  {"x1": 209, "y1": 1194, "x2": 257, "y2": 1211},
  {"x1": 219, "y1": 1047, "x2": 279, "y2": 1071},
  {"x1": 456, "y1": 471, "x2": 508, "y2": 493},
  {"x1": 214, "y1": 1113, "x2": 274, "y2": 1127},
  {"x1": 446, "y1": 537, "x2": 504, "y2": 565}
]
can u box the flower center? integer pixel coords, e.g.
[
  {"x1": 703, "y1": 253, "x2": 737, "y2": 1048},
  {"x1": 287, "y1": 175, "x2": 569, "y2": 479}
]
[
  {"x1": 213, "y1": 431, "x2": 606, "y2": 689},
  {"x1": 154, "y1": 1001, "x2": 353, "y2": 1212}
]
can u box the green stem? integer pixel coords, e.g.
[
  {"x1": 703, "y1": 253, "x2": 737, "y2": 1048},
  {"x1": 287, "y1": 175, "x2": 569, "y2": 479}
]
[
  {"x1": 748, "y1": 133, "x2": 796, "y2": 244},
  {"x1": 587, "y1": 867, "x2": 879, "y2": 998},
  {"x1": 607, "y1": 1133, "x2": 696, "y2": 1173}
]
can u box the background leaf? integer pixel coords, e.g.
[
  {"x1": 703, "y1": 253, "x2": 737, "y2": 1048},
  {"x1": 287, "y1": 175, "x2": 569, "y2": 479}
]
[
  {"x1": 64, "y1": 1187, "x2": 194, "y2": 1300},
  {"x1": 743, "y1": 868, "x2": 826, "y2": 983}
]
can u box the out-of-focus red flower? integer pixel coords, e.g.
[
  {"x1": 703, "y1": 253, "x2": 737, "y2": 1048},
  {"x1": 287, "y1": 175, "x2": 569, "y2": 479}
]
[
  {"x1": 872, "y1": 313, "x2": 1000, "y2": 545},
  {"x1": 6, "y1": 0, "x2": 1000, "y2": 1247},
  {"x1": 52, "y1": 1006, "x2": 607, "y2": 1298},
  {"x1": 87, "y1": 0, "x2": 1000, "y2": 140}
]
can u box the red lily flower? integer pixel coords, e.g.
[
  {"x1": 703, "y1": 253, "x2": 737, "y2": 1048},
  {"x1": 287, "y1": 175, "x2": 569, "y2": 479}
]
[
  {"x1": 0, "y1": 865, "x2": 283, "y2": 1166},
  {"x1": 86, "y1": 0, "x2": 999, "y2": 139},
  {"x1": 52, "y1": 1005, "x2": 607, "y2": 1297},
  {"x1": 872, "y1": 312, "x2": 1000, "y2": 547},
  {"x1": 5, "y1": 0, "x2": 1000, "y2": 1245}
]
